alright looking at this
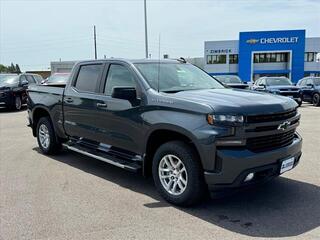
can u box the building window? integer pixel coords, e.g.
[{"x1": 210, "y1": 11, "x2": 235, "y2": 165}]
[
  {"x1": 254, "y1": 52, "x2": 288, "y2": 63},
  {"x1": 229, "y1": 54, "x2": 238, "y2": 64},
  {"x1": 304, "y1": 52, "x2": 315, "y2": 62},
  {"x1": 207, "y1": 54, "x2": 226, "y2": 64}
]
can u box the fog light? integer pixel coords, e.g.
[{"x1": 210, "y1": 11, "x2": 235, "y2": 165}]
[{"x1": 244, "y1": 173, "x2": 255, "y2": 182}]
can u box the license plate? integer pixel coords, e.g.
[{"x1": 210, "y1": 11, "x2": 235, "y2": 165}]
[{"x1": 280, "y1": 157, "x2": 295, "y2": 174}]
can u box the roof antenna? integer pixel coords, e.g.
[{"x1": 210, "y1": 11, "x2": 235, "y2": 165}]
[{"x1": 157, "y1": 33, "x2": 161, "y2": 93}]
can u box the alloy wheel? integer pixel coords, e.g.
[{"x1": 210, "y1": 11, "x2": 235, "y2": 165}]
[
  {"x1": 158, "y1": 154, "x2": 188, "y2": 196},
  {"x1": 39, "y1": 124, "x2": 50, "y2": 149}
]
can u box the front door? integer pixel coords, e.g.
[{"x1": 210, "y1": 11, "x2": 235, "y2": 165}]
[{"x1": 93, "y1": 63, "x2": 144, "y2": 154}]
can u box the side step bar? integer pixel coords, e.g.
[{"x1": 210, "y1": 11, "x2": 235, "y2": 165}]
[{"x1": 62, "y1": 143, "x2": 142, "y2": 173}]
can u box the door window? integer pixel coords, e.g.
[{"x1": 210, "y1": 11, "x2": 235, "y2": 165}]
[
  {"x1": 26, "y1": 75, "x2": 36, "y2": 84},
  {"x1": 306, "y1": 79, "x2": 313, "y2": 85},
  {"x1": 20, "y1": 75, "x2": 28, "y2": 85},
  {"x1": 104, "y1": 64, "x2": 136, "y2": 95},
  {"x1": 299, "y1": 79, "x2": 307, "y2": 86},
  {"x1": 75, "y1": 64, "x2": 103, "y2": 92}
]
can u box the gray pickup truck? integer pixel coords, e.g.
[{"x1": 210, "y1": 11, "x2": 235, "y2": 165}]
[{"x1": 27, "y1": 59, "x2": 302, "y2": 206}]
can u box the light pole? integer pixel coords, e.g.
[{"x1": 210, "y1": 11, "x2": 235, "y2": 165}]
[
  {"x1": 94, "y1": 25, "x2": 97, "y2": 60},
  {"x1": 144, "y1": 0, "x2": 149, "y2": 58}
]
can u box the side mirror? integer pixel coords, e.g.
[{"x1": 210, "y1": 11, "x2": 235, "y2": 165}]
[
  {"x1": 112, "y1": 87, "x2": 137, "y2": 101},
  {"x1": 306, "y1": 83, "x2": 314, "y2": 88},
  {"x1": 21, "y1": 80, "x2": 28, "y2": 86}
]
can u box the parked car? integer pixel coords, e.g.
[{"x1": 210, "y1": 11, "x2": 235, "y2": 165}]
[
  {"x1": 213, "y1": 75, "x2": 248, "y2": 89},
  {"x1": 0, "y1": 73, "x2": 41, "y2": 110},
  {"x1": 251, "y1": 77, "x2": 302, "y2": 106},
  {"x1": 42, "y1": 73, "x2": 70, "y2": 85},
  {"x1": 27, "y1": 59, "x2": 302, "y2": 206},
  {"x1": 297, "y1": 77, "x2": 320, "y2": 106}
]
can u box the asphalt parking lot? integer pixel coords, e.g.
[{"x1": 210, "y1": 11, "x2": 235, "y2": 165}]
[{"x1": 0, "y1": 105, "x2": 319, "y2": 240}]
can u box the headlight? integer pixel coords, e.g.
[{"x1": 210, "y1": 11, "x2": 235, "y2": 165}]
[{"x1": 207, "y1": 114, "x2": 244, "y2": 126}]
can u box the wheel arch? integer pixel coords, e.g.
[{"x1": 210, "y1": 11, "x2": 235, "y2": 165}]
[
  {"x1": 143, "y1": 125, "x2": 203, "y2": 176},
  {"x1": 31, "y1": 106, "x2": 52, "y2": 137}
]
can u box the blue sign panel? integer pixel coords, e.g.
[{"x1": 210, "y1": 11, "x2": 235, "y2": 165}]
[{"x1": 238, "y1": 30, "x2": 305, "y2": 82}]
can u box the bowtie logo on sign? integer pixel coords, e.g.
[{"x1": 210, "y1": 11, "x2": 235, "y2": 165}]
[{"x1": 246, "y1": 39, "x2": 259, "y2": 44}]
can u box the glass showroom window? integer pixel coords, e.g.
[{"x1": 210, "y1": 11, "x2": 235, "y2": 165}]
[
  {"x1": 304, "y1": 52, "x2": 315, "y2": 62},
  {"x1": 207, "y1": 55, "x2": 213, "y2": 64},
  {"x1": 229, "y1": 54, "x2": 238, "y2": 64}
]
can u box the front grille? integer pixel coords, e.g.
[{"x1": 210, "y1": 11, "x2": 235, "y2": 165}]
[
  {"x1": 279, "y1": 92, "x2": 300, "y2": 98},
  {"x1": 246, "y1": 109, "x2": 297, "y2": 123},
  {"x1": 246, "y1": 129, "x2": 295, "y2": 152}
]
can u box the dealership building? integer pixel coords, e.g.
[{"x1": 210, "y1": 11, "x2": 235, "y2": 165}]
[{"x1": 204, "y1": 30, "x2": 320, "y2": 82}]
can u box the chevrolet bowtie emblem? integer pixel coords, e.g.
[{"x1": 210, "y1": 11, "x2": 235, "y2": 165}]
[
  {"x1": 246, "y1": 39, "x2": 259, "y2": 44},
  {"x1": 278, "y1": 121, "x2": 291, "y2": 131}
]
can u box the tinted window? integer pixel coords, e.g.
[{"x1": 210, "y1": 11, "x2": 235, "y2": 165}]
[
  {"x1": 266, "y1": 77, "x2": 292, "y2": 86},
  {"x1": 26, "y1": 75, "x2": 36, "y2": 84},
  {"x1": 255, "y1": 79, "x2": 261, "y2": 85},
  {"x1": 20, "y1": 75, "x2": 28, "y2": 84},
  {"x1": 105, "y1": 64, "x2": 136, "y2": 95},
  {"x1": 33, "y1": 75, "x2": 43, "y2": 83},
  {"x1": 75, "y1": 64, "x2": 102, "y2": 92},
  {"x1": 306, "y1": 79, "x2": 313, "y2": 85},
  {"x1": 299, "y1": 79, "x2": 306, "y2": 86}
]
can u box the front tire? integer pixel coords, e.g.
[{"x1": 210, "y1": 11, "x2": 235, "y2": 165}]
[
  {"x1": 36, "y1": 117, "x2": 61, "y2": 154},
  {"x1": 8, "y1": 96, "x2": 22, "y2": 111},
  {"x1": 152, "y1": 141, "x2": 206, "y2": 206},
  {"x1": 312, "y1": 93, "x2": 320, "y2": 106}
]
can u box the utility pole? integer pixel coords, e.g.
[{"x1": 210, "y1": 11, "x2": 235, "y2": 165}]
[
  {"x1": 94, "y1": 25, "x2": 97, "y2": 59},
  {"x1": 144, "y1": 0, "x2": 149, "y2": 58}
]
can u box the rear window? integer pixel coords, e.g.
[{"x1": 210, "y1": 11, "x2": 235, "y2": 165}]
[{"x1": 75, "y1": 64, "x2": 103, "y2": 92}]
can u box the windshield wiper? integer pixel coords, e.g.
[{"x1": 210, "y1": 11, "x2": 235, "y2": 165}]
[{"x1": 162, "y1": 89, "x2": 185, "y2": 93}]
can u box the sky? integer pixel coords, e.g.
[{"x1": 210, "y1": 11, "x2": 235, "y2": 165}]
[{"x1": 0, "y1": 0, "x2": 319, "y2": 71}]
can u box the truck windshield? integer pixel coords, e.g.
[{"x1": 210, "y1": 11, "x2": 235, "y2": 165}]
[
  {"x1": 215, "y1": 75, "x2": 242, "y2": 84},
  {"x1": 0, "y1": 75, "x2": 18, "y2": 84},
  {"x1": 134, "y1": 63, "x2": 224, "y2": 92},
  {"x1": 266, "y1": 77, "x2": 292, "y2": 86}
]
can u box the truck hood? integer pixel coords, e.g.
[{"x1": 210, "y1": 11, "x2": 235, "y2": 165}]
[{"x1": 173, "y1": 88, "x2": 297, "y2": 115}]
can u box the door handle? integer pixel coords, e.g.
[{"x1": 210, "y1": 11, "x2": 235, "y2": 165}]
[
  {"x1": 65, "y1": 97, "x2": 73, "y2": 103},
  {"x1": 97, "y1": 103, "x2": 107, "y2": 108}
]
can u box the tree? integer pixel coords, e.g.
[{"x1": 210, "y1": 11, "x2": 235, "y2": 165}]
[
  {"x1": 10, "y1": 63, "x2": 16, "y2": 73},
  {"x1": 0, "y1": 63, "x2": 22, "y2": 73},
  {"x1": 0, "y1": 64, "x2": 8, "y2": 73},
  {"x1": 15, "y1": 64, "x2": 21, "y2": 73}
]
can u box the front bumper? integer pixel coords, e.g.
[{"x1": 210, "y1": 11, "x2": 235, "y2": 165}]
[
  {"x1": 204, "y1": 133, "x2": 302, "y2": 191},
  {"x1": 0, "y1": 94, "x2": 13, "y2": 106}
]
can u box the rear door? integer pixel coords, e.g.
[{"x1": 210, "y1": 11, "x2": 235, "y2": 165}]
[
  {"x1": 301, "y1": 78, "x2": 313, "y2": 101},
  {"x1": 63, "y1": 62, "x2": 105, "y2": 141}
]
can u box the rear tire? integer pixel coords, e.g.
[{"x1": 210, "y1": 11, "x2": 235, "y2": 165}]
[
  {"x1": 312, "y1": 93, "x2": 320, "y2": 106},
  {"x1": 36, "y1": 117, "x2": 61, "y2": 155},
  {"x1": 152, "y1": 141, "x2": 206, "y2": 206}
]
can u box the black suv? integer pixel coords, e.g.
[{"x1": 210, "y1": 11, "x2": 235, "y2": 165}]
[
  {"x1": 0, "y1": 73, "x2": 42, "y2": 110},
  {"x1": 297, "y1": 77, "x2": 320, "y2": 106}
]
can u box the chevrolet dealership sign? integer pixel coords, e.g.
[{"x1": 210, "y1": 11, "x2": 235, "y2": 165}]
[{"x1": 246, "y1": 37, "x2": 299, "y2": 44}]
